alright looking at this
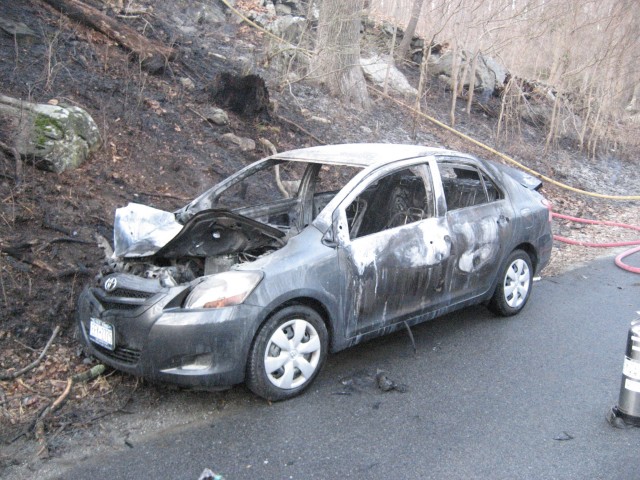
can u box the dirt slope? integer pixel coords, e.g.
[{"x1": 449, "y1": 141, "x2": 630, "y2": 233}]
[{"x1": 1, "y1": 1, "x2": 639, "y2": 476}]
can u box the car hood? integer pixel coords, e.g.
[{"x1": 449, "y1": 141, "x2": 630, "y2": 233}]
[{"x1": 113, "y1": 203, "x2": 285, "y2": 259}]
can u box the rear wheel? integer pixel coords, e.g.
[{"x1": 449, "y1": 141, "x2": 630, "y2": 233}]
[
  {"x1": 489, "y1": 250, "x2": 533, "y2": 316},
  {"x1": 246, "y1": 305, "x2": 328, "y2": 401}
]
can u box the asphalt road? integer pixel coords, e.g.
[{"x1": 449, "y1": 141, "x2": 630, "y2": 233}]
[{"x1": 63, "y1": 257, "x2": 640, "y2": 480}]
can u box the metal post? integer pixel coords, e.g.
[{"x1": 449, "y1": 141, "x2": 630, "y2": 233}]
[{"x1": 608, "y1": 319, "x2": 640, "y2": 427}]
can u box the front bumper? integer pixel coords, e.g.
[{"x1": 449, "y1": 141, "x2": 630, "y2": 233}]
[{"x1": 76, "y1": 276, "x2": 263, "y2": 388}]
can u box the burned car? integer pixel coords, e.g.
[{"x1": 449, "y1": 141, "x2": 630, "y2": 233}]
[{"x1": 77, "y1": 144, "x2": 552, "y2": 400}]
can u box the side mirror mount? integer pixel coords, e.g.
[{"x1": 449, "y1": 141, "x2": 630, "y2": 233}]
[
  {"x1": 325, "y1": 208, "x2": 350, "y2": 248},
  {"x1": 321, "y1": 229, "x2": 337, "y2": 248}
]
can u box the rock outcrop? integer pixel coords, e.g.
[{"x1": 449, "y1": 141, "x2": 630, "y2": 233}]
[{"x1": 0, "y1": 94, "x2": 101, "y2": 173}]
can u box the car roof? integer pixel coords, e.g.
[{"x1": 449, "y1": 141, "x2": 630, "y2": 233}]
[{"x1": 270, "y1": 143, "x2": 469, "y2": 167}]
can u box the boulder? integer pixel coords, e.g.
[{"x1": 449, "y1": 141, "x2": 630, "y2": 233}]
[
  {"x1": 267, "y1": 15, "x2": 306, "y2": 43},
  {"x1": 429, "y1": 50, "x2": 509, "y2": 98},
  {"x1": 221, "y1": 133, "x2": 255, "y2": 151},
  {"x1": 360, "y1": 55, "x2": 417, "y2": 97},
  {"x1": 202, "y1": 107, "x2": 229, "y2": 126},
  {"x1": 0, "y1": 94, "x2": 100, "y2": 173}
]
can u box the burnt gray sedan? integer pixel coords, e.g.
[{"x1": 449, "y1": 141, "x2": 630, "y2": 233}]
[{"x1": 77, "y1": 144, "x2": 552, "y2": 400}]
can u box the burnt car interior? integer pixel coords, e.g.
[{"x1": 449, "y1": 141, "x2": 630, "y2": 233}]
[
  {"x1": 439, "y1": 163, "x2": 502, "y2": 210},
  {"x1": 347, "y1": 166, "x2": 433, "y2": 239}
]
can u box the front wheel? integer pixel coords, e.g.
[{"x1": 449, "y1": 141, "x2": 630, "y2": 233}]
[
  {"x1": 246, "y1": 305, "x2": 328, "y2": 401},
  {"x1": 489, "y1": 250, "x2": 533, "y2": 316}
]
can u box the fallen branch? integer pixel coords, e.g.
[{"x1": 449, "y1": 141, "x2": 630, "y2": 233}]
[
  {"x1": 35, "y1": 364, "x2": 106, "y2": 458},
  {"x1": 136, "y1": 191, "x2": 190, "y2": 202},
  {"x1": 41, "y1": 0, "x2": 175, "y2": 73},
  {"x1": 47, "y1": 237, "x2": 94, "y2": 246},
  {"x1": 276, "y1": 114, "x2": 325, "y2": 145},
  {"x1": 53, "y1": 264, "x2": 92, "y2": 279},
  {"x1": 35, "y1": 237, "x2": 94, "y2": 255},
  {"x1": 0, "y1": 326, "x2": 60, "y2": 381}
]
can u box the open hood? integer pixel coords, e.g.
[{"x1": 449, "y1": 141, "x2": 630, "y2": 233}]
[{"x1": 113, "y1": 203, "x2": 285, "y2": 259}]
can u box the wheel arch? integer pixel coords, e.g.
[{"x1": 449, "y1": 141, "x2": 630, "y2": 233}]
[
  {"x1": 513, "y1": 242, "x2": 538, "y2": 272},
  {"x1": 487, "y1": 243, "x2": 536, "y2": 301},
  {"x1": 252, "y1": 296, "x2": 335, "y2": 354}
]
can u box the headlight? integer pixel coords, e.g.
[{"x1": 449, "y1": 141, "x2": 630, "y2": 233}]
[{"x1": 183, "y1": 271, "x2": 263, "y2": 309}]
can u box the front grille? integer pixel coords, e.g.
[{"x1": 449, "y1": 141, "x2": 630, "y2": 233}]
[
  {"x1": 92, "y1": 277, "x2": 163, "y2": 313},
  {"x1": 108, "y1": 288, "x2": 154, "y2": 299},
  {"x1": 95, "y1": 344, "x2": 141, "y2": 365},
  {"x1": 99, "y1": 301, "x2": 141, "y2": 312}
]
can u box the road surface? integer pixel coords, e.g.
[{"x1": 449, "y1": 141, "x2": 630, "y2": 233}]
[{"x1": 55, "y1": 257, "x2": 640, "y2": 479}]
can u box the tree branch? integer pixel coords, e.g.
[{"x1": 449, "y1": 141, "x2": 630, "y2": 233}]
[
  {"x1": 0, "y1": 326, "x2": 61, "y2": 381},
  {"x1": 41, "y1": 0, "x2": 175, "y2": 73}
]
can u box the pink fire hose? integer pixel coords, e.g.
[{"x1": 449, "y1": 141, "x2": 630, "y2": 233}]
[{"x1": 551, "y1": 213, "x2": 640, "y2": 273}]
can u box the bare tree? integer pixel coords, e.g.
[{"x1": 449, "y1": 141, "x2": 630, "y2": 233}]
[
  {"x1": 397, "y1": 0, "x2": 425, "y2": 60},
  {"x1": 313, "y1": 0, "x2": 370, "y2": 109}
]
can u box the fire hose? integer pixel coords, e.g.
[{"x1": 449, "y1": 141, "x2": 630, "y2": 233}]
[{"x1": 552, "y1": 213, "x2": 640, "y2": 274}]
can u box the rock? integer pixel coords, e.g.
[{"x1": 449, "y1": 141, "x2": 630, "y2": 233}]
[
  {"x1": 481, "y1": 54, "x2": 508, "y2": 91},
  {"x1": 412, "y1": 37, "x2": 424, "y2": 49},
  {"x1": 0, "y1": 18, "x2": 38, "y2": 39},
  {"x1": 179, "y1": 77, "x2": 195, "y2": 90},
  {"x1": 310, "y1": 115, "x2": 331, "y2": 124},
  {"x1": 193, "y1": 4, "x2": 227, "y2": 25},
  {"x1": 360, "y1": 55, "x2": 418, "y2": 97},
  {"x1": 375, "y1": 369, "x2": 408, "y2": 393},
  {"x1": 267, "y1": 15, "x2": 306, "y2": 43},
  {"x1": 274, "y1": 3, "x2": 292, "y2": 15},
  {"x1": 0, "y1": 94, "x2": 101, "y2": 173},
  {"x1": 202, "y1": 107, "x2": 229, "y2": 126},
  {"x1": 275, "y1": 0, "x2": 305, "y2": 15},
  {"x1": 221, "y1": 133, "x2": 255, "y2": 151},
  {"x1": 428, "y1": 50, "x2": 509, "y2": 97}
]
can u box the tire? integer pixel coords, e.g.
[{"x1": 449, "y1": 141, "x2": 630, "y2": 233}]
[
  {"x1": 246, "y1": 305, "x2": 328, "y2": 401},
  {"x1": 489, "y1": 249, "x2": 533, "y2": 316}
]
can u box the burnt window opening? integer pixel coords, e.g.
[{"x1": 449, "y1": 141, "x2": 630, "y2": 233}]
[
  {"x1": 215, "y1": 161, "x2": 306, "y2": 209},
  {"x1": 209, "y1": 161, "x2": 363, "y2": 233},
  {"x1": 346, "y1": 165, "x2": 434, "y2": 240},
  {"x1": 438, "y1": 162, "x2": 502, "y2": 211},
  {"x1": 313, "y1": 165, "x2": 362, "y2": 218}
]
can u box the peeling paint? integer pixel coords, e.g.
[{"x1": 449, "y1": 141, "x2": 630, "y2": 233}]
[{"x1": 454, "y1": 218, "x2": 500, "y2": 273}]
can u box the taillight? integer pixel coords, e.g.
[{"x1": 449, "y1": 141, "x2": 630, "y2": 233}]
[{"x1": 540, "y1": 198, "x2": 553, "y2": 222}]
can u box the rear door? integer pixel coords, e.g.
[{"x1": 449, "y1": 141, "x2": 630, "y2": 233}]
[{"x1": 437, "y1": 159, "x2": 515, "y2": 301}]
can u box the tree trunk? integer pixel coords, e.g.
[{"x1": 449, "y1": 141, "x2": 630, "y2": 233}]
[
  {"x1": 449, "y1": 42, "x2": 461, "y2": 127},
  {"x1": 465, "y1": 50, "x2": 479, "y2": 116},
  {"x1": 397, "y1": 0, "x2": 425, "y2": 61},
  {"x1": 314, "y1": 0, "x2": 370, "y2": 109},
  {"x1": 41, "y1": 0, "x2": 175, "y2": 73}
]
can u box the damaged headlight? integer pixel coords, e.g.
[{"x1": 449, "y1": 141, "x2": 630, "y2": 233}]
[{"x1": 183, "y1": 271, "x2": 263, "y2": 309}]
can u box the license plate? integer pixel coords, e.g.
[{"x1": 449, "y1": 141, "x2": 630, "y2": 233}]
[{"x1": 89, "y1": 318, "x2": 115, "y2": 350}]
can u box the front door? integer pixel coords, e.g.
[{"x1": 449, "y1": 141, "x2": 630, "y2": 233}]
[{"x1": 334, "y1": 163, "x2": 454, "y2": 338}]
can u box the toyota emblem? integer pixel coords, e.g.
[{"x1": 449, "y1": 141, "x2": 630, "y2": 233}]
[{"x1": 104, "y1": 277, "x2": 118, "y2": 292}]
